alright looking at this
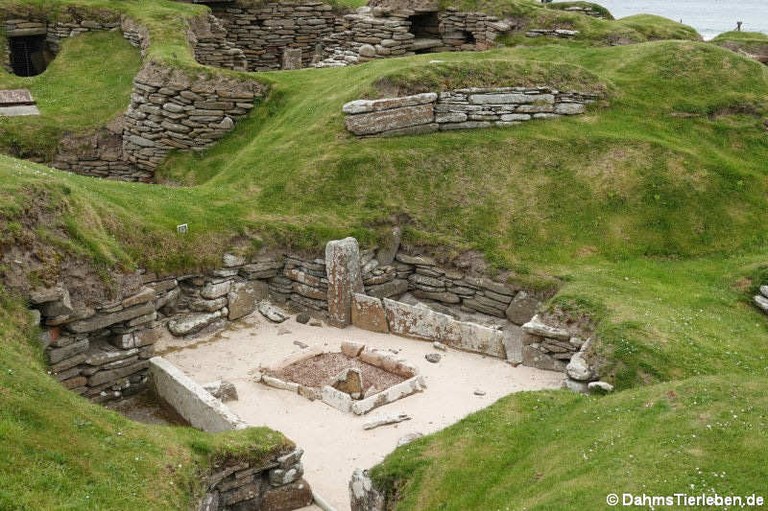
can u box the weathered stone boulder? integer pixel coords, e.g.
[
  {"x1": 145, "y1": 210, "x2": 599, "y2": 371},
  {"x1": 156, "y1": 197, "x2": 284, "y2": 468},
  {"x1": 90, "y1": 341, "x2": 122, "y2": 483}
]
[
  {"x1": 345, "y1": 103, "x2": 435, "y2": 136},
  {"x1": 505, "y1": 290, "x2": 539, "y2": 325},
  {"x1": 190, "y1": 297, "x2": 227, "y2": 313},
  {"x1": 588, "y1": 381, "x2": 614, "y2": 393},
  {"x1": 522, "y1": 345, "x2": 567, "y2": 372},
  {"x1": 200, "y1": 280, "x2": 232, "y2": 300},
  {"x1": 168, "y1": 310, "x2": 224, "y2": 336},
  {"x1": 522, "y1": 314, "x2": 571, "y2": 341},
  {"x1": 350, "y1": 469, "x2": 385, "y2": 511},
  {"x1": 326, "y1": 237, "x2": 365, "y2": 327},
  {"x1": 375, "y1": 226, "x2": 401, "y2": 266},
  {"x1": 262, "y1": 479, "x2": 313, "y2": 511},
  {"x1": 754, "y1": 294, "x2": 768, "y2": 313},
  {"x1": 565, "y1": 351, "x2": 593, "y2": 381},
  {"x1": 259, "y1": 302, "x2": 288, "y2": 323},
  {"x1": 228, "y1": 280, "x2": 268, "y2": 320},
  {"x1": 203, "y1": 379, "x2": 239, "y2": 402},
  {"x1": 332, "y1": 368, "x2": 364, "y2": 399}
]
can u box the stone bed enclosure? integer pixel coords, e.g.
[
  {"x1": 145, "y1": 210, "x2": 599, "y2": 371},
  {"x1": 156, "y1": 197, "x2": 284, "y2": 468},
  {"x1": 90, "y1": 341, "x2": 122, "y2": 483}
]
[
  {"x1": 343, "y1": 87, "x2": 601, "y2": 136},
  {"x1": 258, "y1": 340, "x2": 427, "y2": 415},
  {"x1": 27, "y1": 235, "x2": 607, "y2": 509}
]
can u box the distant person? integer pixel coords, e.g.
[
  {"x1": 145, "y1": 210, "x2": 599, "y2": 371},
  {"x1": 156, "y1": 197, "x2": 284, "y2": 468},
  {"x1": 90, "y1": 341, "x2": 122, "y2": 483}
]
[{"x1": 736, "y1": 21, "x2": 743, "y2": 31}]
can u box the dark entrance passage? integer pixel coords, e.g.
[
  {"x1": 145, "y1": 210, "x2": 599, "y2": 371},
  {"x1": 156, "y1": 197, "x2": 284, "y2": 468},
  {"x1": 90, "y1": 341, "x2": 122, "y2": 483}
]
[
  {"x1": 408, "y1": 12, "x2": 442, "y2": 53},
  {"x1": 9, "y1": 35, "x2": 52, "y2": 76},
  {"x1": 408, "y1": 12, "x2": 440, "y2": 39}
]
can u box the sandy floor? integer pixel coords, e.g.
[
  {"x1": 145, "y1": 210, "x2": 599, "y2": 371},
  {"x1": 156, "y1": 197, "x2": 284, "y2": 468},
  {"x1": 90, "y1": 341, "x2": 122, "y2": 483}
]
[{"x1": 158, "y1": 312, "x2": 564, "y2": 510}]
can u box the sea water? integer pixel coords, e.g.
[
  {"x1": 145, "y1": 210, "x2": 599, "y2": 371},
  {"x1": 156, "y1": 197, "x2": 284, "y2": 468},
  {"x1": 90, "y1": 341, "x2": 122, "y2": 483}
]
[{"x1": 595, "y1": 0, "x2": 768, "y2": 40}]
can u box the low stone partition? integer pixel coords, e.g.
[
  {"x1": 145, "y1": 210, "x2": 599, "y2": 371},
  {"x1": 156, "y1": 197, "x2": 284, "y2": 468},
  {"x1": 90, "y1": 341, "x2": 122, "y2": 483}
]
[
  {"x1": 343, "y1": 87, "x2": 600, "y2": 137},
  {"x1": 520, "y1": 314, "x2": 586, "y2": 372},
  {"x1": 350, "y1": 292, "x2": 519, "y2": 360},
  {"x1": 52, "y1": 118, "x2": 143, "y2": 181},
  {"x1": 149, "y1": 356, "x2": 247, "y2": 432}
]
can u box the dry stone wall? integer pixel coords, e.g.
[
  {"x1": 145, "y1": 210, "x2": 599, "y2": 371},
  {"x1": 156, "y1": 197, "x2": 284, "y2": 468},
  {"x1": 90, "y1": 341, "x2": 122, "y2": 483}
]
[
  {"x1": 201, "y1": 448, "x2": 313, "y2": 511},
  {"x1": 317, "y1": 6, "x2": 508, "y2": 68},
  {"x1": 210, "y1": 0, "x2": 341, "y2": 71},
  {"x1": 29, "y1": 237, "x2": 579, "y2": 406},
  {"x1": 343, "y1": 87, "x2": 601, "y2": 136},
  {"x1": 122, "y1": 61, "x2": 265, "y2": 173},
  {"x1": 188, "y1": 14, "x2": 248, "y2": 71},
  {"x1": 51, "y1": 117, "x2": 144, "y2": 181}
]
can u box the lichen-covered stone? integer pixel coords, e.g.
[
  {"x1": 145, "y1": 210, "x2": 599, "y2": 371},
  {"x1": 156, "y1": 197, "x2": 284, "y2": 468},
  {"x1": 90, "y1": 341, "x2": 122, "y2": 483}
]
[
  {"x1": 326, "y1": 237, "x2": 365, "y2": 327},
  {"x1": 351, "y1": 293, "x2": 389, "y2": 333}
]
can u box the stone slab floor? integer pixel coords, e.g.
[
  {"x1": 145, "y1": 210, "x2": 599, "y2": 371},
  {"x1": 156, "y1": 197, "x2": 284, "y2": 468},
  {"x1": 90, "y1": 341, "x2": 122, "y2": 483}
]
[{"x1": 157, "y1": 312, "x2": 564, "y2": 510}]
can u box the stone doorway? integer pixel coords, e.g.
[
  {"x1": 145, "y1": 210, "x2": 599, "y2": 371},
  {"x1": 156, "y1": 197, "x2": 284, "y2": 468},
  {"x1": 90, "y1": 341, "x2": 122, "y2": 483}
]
[
  {"x1": 407, "y1": 12, "x2": 442, "y2": 53},
  {"x1": 8, "y1": 34, "x2": 52, "y2": 76}
]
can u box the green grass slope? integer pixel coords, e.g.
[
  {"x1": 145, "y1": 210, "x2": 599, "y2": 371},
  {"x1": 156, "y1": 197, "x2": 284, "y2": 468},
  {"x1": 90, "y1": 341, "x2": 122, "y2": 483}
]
[
  {"x1": 371, "y1": 375, "x2": 768, "y2": 510},
  {"x1": 0, "y1": 292, "x2": 291, "y2": 509},
  {"x1": 0, "y1": 31, "x2": 141, "y2": 160},
  {"x1": 2, "y1": 41, "x2": 767, "y2": 389}
]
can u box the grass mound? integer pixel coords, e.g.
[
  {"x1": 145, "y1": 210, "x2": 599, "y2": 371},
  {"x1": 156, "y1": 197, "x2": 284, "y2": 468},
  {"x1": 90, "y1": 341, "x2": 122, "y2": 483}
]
[
  {"x1": 371, "y1": 375, "x2": 768, "y2": 510},
  {"x1": 370, "y1": 59, "x2": 607, "y2": 96},
  {"x1": 0, "y1": 31, "x2": 140, "y2": 161},
  {"x1": 545, "y1": 1, "x2": 613, "y2": 20},
  {"x1": 712, "y1": 31, "x2": 768, "y2": 60}
]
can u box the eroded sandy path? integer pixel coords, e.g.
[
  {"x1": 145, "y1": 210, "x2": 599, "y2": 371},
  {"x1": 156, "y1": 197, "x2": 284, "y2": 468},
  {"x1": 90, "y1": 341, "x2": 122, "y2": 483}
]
[{"x1": 159, "y1": 314, "x2": 563, "y2": 510}]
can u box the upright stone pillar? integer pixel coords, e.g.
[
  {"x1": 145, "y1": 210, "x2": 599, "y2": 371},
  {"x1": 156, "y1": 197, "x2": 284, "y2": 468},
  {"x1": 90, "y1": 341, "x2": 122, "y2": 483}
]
[
  {"x1": 282, "y1": 48, "x2": 303, "y2": 70},
  {"x1": 326, "y1": 237, "x2": 364, "y2": 327}
]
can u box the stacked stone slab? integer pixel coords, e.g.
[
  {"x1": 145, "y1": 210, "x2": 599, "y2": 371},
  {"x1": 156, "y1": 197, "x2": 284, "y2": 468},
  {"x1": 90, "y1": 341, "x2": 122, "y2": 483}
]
[
  {"x1": 525, "y1": 28, "x2": 579, "y2": 39},
  {"x1": 279, "y1": 256, "x2": 330, "y2": 312},
  {"x1": 326, "y1": 237, "x2": 365, "y2": 326},
  {"x1": 52, "y1": 118, "x2": 149, "y2": 181},
  {"x1": 188, "y1": 14, "x2": 248, "y2": 71},
  {"x1": 343, "y1": 87, "x2": 601, "y2": 136},
  {"x1": 201, "y1": 448, "x2": 313, "y2": 511},
  {"x1": 555, "y1": 5, "x2": 608, "y2": 19},
  {"x1": 33, "y1": 280, "x2": 176, "y2": 403},
  {"x1": 210, "y1": 0, "x2": 341, "y2": 71},
  {"x1": 520, "y1": 314, "x2": 587, "y2": 371},
  {"x1": 123, "y1": 61, "x2": 264, "y2": 172}
]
